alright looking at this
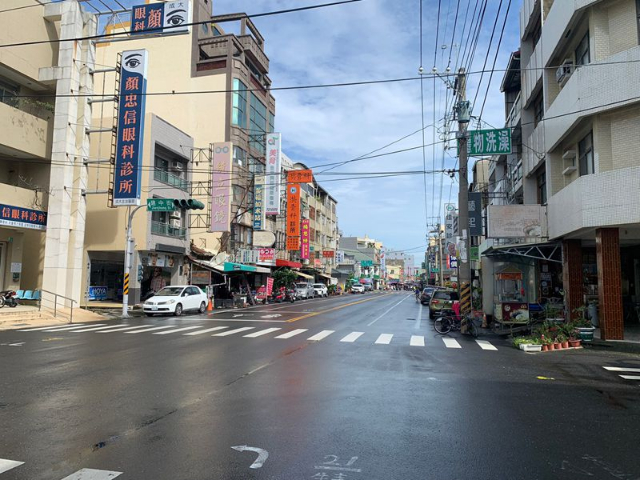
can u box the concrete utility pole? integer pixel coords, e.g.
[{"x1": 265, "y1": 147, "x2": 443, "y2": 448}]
[
  {"x1": 455, "y1": 68, "x2": 472, "y2": 316},
  {"x1": 122, "y1": 205, "x2": 144, "y2": 318}
]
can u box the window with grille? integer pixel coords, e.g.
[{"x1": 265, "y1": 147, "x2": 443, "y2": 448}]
[{"x1": 578, "y1": 131, "x2": 594, "y2": 176}]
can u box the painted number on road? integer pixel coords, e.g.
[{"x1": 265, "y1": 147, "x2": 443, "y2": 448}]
[{"x1": 261, "y1": 314, "x2": 282, "y2": 319}]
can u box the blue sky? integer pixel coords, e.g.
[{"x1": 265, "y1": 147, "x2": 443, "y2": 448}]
[{"x1": 98, "y1": 0, "x2": 522, "y2": 258}]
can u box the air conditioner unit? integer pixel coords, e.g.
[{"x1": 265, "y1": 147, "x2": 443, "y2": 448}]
[
  {"x1": 170, "y1": 218, "x2": 182, "y2": 229},
  {"x1": 556, "y1": 60, "x2": 574, "y2": 86},
  {"x1": 170, "y1": 161, "x2": 184, "y2": 172}
]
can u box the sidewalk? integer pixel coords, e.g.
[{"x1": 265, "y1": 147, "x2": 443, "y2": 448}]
[
  {"x1": 0, "y1": 304, "x2": 106, "y2": 331},
  {"x1": 590, "y1": 325, "x2": 640, "y2": 354}
]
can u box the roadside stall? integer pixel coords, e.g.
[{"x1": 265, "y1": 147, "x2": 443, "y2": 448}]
[{"x1": 493, "y1": 265, "x2": 531, "y2": 334}]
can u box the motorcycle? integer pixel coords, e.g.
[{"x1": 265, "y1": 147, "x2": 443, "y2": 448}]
[
  {"x1": 284, "y1": 288, "x2": 296, "y2": 303},
  {"x1": 0, "y1": 290, "x2": 19, "y2": 308}
]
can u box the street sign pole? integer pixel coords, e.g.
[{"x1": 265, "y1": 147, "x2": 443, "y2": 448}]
[{"x1": 122, "y1": 205, "x2": 144, "y2": 318}]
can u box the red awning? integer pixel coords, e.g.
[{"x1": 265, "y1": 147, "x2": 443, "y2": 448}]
[{"x1": 276, "y1": 259, "x2": 302, "y2": 268}]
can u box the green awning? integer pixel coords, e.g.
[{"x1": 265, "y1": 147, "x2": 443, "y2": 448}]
[{"x1": 223, "y1": 262, "x2": 257, "y2": 272}]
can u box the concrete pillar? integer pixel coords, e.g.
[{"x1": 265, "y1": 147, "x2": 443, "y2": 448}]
[
  {"x1": 596, "y1": 228, "x2": 624, "y2": 340},
  {"x1": 40, "y1": 2, "x2": 96, "y2": 307},
  {"x1": 562, "y1": 240, "x2": 583, "y2": 320}
]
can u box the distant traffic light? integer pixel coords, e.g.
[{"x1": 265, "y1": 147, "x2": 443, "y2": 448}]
[{"x1": 173, "y1": 199, "x2": 205, "y2": 210}]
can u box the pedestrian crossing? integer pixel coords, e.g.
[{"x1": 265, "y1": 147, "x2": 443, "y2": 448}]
[
  {"x1": 16, "y1": 323, "x2": 500, "y2": 350},
  {"x1": 0, "y1": 459, "x2": 121, "y2": 478},
  {"x1": 603, "y1": 366, "x2": 640, "y2": 383}
]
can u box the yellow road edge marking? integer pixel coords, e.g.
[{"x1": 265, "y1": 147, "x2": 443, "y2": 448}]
[{"x1": 286, "y1": 293, "x2": 395, "y2": 323}]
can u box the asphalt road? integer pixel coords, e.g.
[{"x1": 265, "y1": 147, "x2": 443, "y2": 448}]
[{"x1": 1, "y1": 291, "x2": 639, "y2": 479}]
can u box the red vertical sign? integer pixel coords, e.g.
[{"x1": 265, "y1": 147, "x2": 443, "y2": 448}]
[{"x1": 301, "y1": 219, "x2": 310, "y2": 259}]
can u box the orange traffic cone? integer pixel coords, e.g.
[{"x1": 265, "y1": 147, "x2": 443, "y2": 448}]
[{"x1": 206, "y1": 298, "x2": 213, "y2": 311}]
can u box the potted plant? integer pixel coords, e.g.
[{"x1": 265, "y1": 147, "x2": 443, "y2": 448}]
[
  {"x1": 541, "y1": 335, "x2": 551, "y2": 351},
  {"x1": 556, "y1": 333, "x2": 568, "y2": 349},
  {"x1": 523, "y1": 336, "x2": 542, "y2": 353},
  {"x1": 544, "y1": 303, "x2": 565, "y2": 324},
  {"x1": 573, "y1": 313, "x2": 595, "y2": 342},
  {"x1": 568, "y1": 334, "x2": 582, "y2": 348}
]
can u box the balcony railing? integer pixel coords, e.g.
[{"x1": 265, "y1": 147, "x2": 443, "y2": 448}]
[
  {"x1": 154, "y1": 169, "x2": 189, "y2": 191},
  {"x1": 151, "y1": 221, "x2": 187, "y2": 239}
]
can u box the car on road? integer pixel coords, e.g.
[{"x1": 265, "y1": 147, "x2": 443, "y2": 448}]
[
  {"x1": 420, "y1": 286, "x2": 442, "y2": 305},
  {"x1": 295, "y1": 282, "x2": 315, "y2": 300},
  {"x1": 351, "y1": 284, "x2": 365, "y2": 294},
  {"x1": 363, "y1": 283, "x2": 373, "y2": 292},
  {"x1": 313, "y1": 283, "x2": 328, "y2": 297},
  {"x1": 429, "y1": 289, "x2": 459, "y2": 317},
  {"x1": 143, "y1": 285, "x2": 208, "y2": 316}
]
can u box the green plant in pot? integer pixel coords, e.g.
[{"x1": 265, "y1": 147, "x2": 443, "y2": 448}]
[
  {"x1": 556, "y1": 333, "x2": 568, "y2": 349},
  {"x1": 573, "y1": 309, "x2": 595, "y2": 342}
]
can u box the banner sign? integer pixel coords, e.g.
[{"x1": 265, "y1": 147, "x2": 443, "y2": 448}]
[
  {"x1": 114, "y1": 49, "x2": 147, "y2": 206},
  {"x1": 253, "y1": 174, "x2": 265, "y2": 230},
  {"x1": 286, "y1": 183, "x2": 301, "y2": 250},
  {"x1": 287, "y1": 169, "x2": 313, "y2": 184},
  {"x1": 266, "y1": 277, "x2": 274, "y2": 296},
  {"x1": 265, "y1": 133, "x2": 282, "y2": 215},
  {"x1": 211, "y1": 142, "x2": 233, "y2": 232},
  {"x1": 131, "y1": 1, "x2": 191, "y2": 35},
  {"x1": 465, "y1": 128, "x2": 512, "y2": 156},
  {"x1": 258, "y1": 248, "x2": 275, "y2": 265},
  {"x1": 336, "y1": 250, "x2": 345, "y2": 263},
  {"x1": 468, "y1": 192, "x2": 483, "y2": 236},
  {"x1": 361, "y1": 260, "x2": 373, "y2": 267},
  {"x1": 88, "y1": 286, "x2": 107, "y2": 301},
  {"x1": 286, "y1": 236, "x2": 300, "y2": 251},
  {"x1": 314, "y1": 259, "x2": 322, "y2": 267},
  {"x1": 487, "y1": 205, "x2": 547, "y2": 238},
  {"x1": 301, "y1": 219, "x2": 310, "y2": 259},
  {"x1": 0, "y1": 204, "x2": 47, "y2": 231},
  {"x1": 322, "y1": 250, "x2": 334, "y2": 258}
]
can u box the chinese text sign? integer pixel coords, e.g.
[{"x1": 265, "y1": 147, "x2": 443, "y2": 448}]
[
  {"x1": 466, "y1": 128, "x2": 512, "y2": 156},
  {"x1": 265, "y1": 133, "x2": 281, "y2": 215},
  {"x1": 301, "y1": 219, "x2": 310, "y2": 259},
  {"x1": 0, "y1": 204, "x2": 47, "y2": 231},
  {"x1": 210, "y1": 142, "x2": 233, "y2": 232},
  {"x1": 131, "y1": 1, "x2": 191, "y2": 35},
  {"x1": 286, "y1": 183, "x2": 300, "y2": 250},
  {"x1": 253, "y1": 174, "x2": 265, "y2": 230}
]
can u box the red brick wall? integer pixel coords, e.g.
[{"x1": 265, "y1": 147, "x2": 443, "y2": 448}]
[
  {"x1": 562, "y1": 240, "x2": 583, "y2": 319},
  {"x1": 596, "y1": 228, "x2": 624, "y2": 340}
]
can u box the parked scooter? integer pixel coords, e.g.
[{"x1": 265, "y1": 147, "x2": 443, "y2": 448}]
[
  {"x1": 0, "y1": 290, "x2": 19, "y2": 308},
  {"x1": 284, "y1": 287, "x2": 296, "y2": 303}
]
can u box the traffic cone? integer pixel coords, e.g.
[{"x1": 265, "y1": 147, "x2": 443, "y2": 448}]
[{"x1": 206, "y1": 298, "x2": 213, "y2": 311}]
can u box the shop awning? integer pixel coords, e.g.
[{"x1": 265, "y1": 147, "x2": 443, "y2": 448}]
[
  {"x1": 276, "y1": 259, "x2": 302, "y2": 268},
  {"x1": 318, "y1": 273, "x2": 333, "y2": 280},
  {"x1": 188, "y1": 257, "x2": 226, "y2": 273},
  {"x1": 297, "y1": 272, "x2": 314, "y2": 280},
  {"x1": 223, "y1": 262, "x2": 256, "y2": 273},
  {"x1": 254, "y1": 266, "x2": 271, "y2": 274},
  {"x1": 482, "y1": 241, "x2": 562, "y2": 263}
]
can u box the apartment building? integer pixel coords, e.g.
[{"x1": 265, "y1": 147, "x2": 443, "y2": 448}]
[
  {"x1": 84, "y1": 1, "x2": 278, "y2": 303},
  {"x1": 519, "y1": 0, "x2": 640, "y2": 339},
  {"x1": 338, "y1": 236, "x2": 383, "y2": 288},
  {"x1": 0, "y1": 0, "x2": 96, "y2": 305}
]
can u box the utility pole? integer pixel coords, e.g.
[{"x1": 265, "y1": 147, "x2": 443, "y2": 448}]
[
  {"x1": 122, "y1": 205, "x2": 144, "y2": 318},
  {"x1": 455, "y1": 68, "x2": 472, "y2": 318}
]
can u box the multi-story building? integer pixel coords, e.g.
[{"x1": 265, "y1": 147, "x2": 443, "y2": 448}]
[
  {"x1": 84, "y1": 1, "x2": 278, "y2": 303},
  {"x1": 339, "y1": 236, "x2": 383, "y2": 288},
  {"x1": 0, "y1": 0, "x2": 96, "y2": 306},
  {"x1": 516, "y1": 0, "x2": 640, "y2": 339}
]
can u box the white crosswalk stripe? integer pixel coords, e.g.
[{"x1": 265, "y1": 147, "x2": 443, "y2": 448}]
[
  {"x1": 442, "y1": 337, "x2": 462, "y2": 348},
  {"x1": 307, "y1": 330, "x2": 335, "y2": 341},
  {"x1": 184, "y1": 326, "x2": 229, "y2": 336},
  {"x1": 410, "y1": 335, "x2": 425, "y2": 347},
  {"x1": 153, "y1": 326, "x2": 202, "y2": 335},
  {"x1": 475, "y1": 339, "x2": 498, "y2": 351},
  {"x1": 275, "y1": 329, "x2": 308, "y2": 339},
  {"x1": 0, "y1": 458, "x2": 23, "y2": 474},
  {"x1": 603, "y1": 366, "x2": 640, "y2": 373},
  {"x1": 60, "y1": 468, "x2": 122, "y2": 479},
  {"x1": 340, "y1": 332, "x2": 364, "y2": 343},
  {"x1": 375, "y1": 334, "x2": 393, "y2": 345},
  {"x1": 126, "y1": 326, "x2": 176, "y2": 334},
  {"x1": 244, "y1": 328, "x2": 282, "y2": 338},
  {"x1": 214, "y1": 327, "x2": 254, "y2": 337},
  {"x1": 70, "y1": 325, "x2": 129, "y2": 333},
  {"x1": 620, "y1": 375, "x2": 640, "y2": 380},
  {"x1": 40, "y1": 324, "x2": 108, "y2": 332},
  {"x1": 98, "y1": 325, "x2": 158, "y2": 333}
]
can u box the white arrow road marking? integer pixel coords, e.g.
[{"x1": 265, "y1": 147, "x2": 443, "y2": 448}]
[
  {"x1": 260, "y1": 314, "x2": 282, "y2": 319},
  {"x1": 60, "y1": 468, "x2": 122, "y2": 479},
  {"x1": 0, "y1": 458, "x2": 23, "y2": 474},
  {"x1": 231, "y1": 445, "x2": 269, "y2": 469}
]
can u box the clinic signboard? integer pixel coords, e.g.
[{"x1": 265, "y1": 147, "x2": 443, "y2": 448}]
[
  {"x1": 131, "y1": 1, "x2": 191, "y2": 35},
  {"x1": 211, "y1": 142, "x2": 233, "y2": 232},
  {"x1": 0, "y1": 204, "x2": 47, "y2": 231},
  {"x1": 113, "y1": 49, "x2": 148, "y2": 206},
  {"x1": 265, "y1": 133, "x2": 282, "y2": 215}
]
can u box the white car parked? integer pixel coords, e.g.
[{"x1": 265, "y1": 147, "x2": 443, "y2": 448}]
[
  {"x1": 294, "y1": 282, "x2": 315, "y2": 300},
  {"x1": 351, "y1": 284, "x2": 365, "y2": 294},
  {"x1": 144, "y1": 285, "x2": 208, "y2": 316},
  {"x1": 313, "y1": 283, "x2": 328, "y2": 297}
]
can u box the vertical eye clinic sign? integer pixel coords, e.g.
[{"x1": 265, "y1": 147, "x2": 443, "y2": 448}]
[
  {"x1": 113, "y1": 49, "x2": 147, "y2": 206},
  {"x1": 211, "y1": 142, "x2": 233, "y2": 233},
  {"x1": 131, "y1": 1, "x2": 191, "y2": 35},
  {"x1": 265, "y1": 133, "x2": 282, "y2": 215}
]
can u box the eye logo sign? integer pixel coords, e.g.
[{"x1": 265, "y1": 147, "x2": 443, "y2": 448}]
[
  {"x1": 289, "y1": 186, "x2": 297, "y2": 195},
  {"x1": 131, "y1": 1, "x2": 191, "y2": 35}
]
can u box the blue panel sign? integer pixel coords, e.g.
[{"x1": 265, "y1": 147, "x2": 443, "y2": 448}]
[
  {"x1": 113, "y1": 49, "x2": 148, "y2": 206},
  {"x1": 0, "y1": 204, "x2": 47, "y2": 231},
  {"x1": 131, "y1": 1, "x2": 191, "y2": 35},
  {"x1": 88, "y1": 286, "x2": 107, "y2": 301}
]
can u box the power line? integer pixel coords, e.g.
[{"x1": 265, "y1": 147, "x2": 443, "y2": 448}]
[
  {"x1": 419, "y1": 0, "x2": 430, "y2": 241},
  {"x1": 471, "y1": 0, "x2": 503, "y2": 111},
  {"x1": 0, "y1": 0, "x2": 364, "y2": 49}
]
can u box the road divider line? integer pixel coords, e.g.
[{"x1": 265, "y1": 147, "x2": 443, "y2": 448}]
[
  {"x1": 367, "y1": 295, "x2": 410, "y2": 326},
  {"x1": 442, "y1": 337, "x2": 462, "y2": 348},
  {"x1": 307, "y1": 330, "x2": 335, "y2": 341},
  {"x1": 184, "y1": 326, "x2": 229, "y2": 336},
  {"x1": 244, "y1": 328, "x2": 282, "y2": 338},
  {"x1": 214, "y1": 327, "x2": 255, "y2": 337},
  {"x1": 375, "y1": 333, "x2": 393, "y2": 345},
  {"x1": 476, "y1": 339, "x2": 498, "y2": 351},
  {"x1": 287, "y1": 293, "x2": 394, "y2": 323},
  {"x1": 275, "y1": 329, "x2": 308, "y2": 339},
  {"x1": 126, "y1": 326, "x2": 175, "y2": 334},
  {"x1": 340, "y1": 332, "x2": 364, "y2": 343},
  {"x1": 410, "y1": 335, "x2": 425, "y2": 347},
  {"x1": 154, "y1": 326, "x2": 202, "y2": 335}
]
